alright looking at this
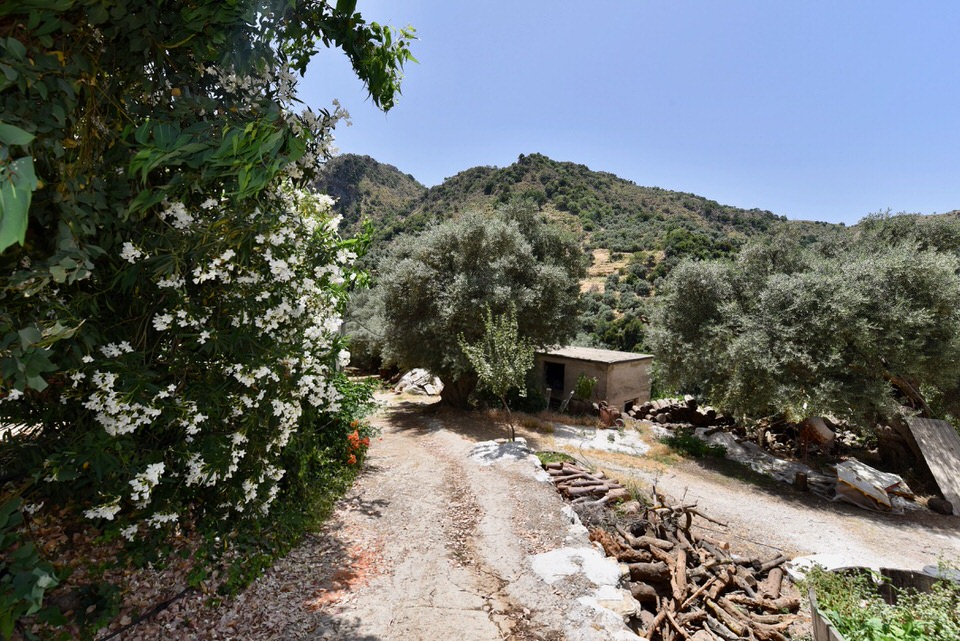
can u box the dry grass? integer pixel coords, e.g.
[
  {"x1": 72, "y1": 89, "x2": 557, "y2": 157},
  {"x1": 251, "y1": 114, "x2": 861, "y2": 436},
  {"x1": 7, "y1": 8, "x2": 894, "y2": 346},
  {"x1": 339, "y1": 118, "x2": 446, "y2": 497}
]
[
  {"x1": 536, "y1": 409, "x2": 601, "y2": 428},
  {"x1": 579, "y1": 248, "x2": 634, "y2": 293},
  {"x1": 587, "y1": 249, "x2": 632, "y2": 276}
]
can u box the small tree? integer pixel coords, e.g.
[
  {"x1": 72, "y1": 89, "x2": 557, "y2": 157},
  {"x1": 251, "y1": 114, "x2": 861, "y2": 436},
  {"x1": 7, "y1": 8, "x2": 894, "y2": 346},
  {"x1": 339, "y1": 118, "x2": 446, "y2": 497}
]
[{"x1": 459, "y1": 307, "x2": 534, "y2": 441}]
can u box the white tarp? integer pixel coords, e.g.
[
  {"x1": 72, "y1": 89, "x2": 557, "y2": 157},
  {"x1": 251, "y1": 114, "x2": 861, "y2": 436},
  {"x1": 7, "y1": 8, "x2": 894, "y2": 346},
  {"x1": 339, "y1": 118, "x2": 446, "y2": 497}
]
[{"x1": 834, "y1": 459, "x2": 914, "y2": 513}]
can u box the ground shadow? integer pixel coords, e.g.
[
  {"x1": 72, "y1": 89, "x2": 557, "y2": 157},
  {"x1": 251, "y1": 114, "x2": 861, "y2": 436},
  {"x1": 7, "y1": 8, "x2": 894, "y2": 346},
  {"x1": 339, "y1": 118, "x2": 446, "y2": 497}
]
[
  {"x1": 301, "y1": 613, "x2": 384, "y2": 641},
  {"x1": 380, "y1": 395, "x2": 560, "y2": 452},
  {"x1": 336, "y1": 495, "x2": 390, "y2": 519}
]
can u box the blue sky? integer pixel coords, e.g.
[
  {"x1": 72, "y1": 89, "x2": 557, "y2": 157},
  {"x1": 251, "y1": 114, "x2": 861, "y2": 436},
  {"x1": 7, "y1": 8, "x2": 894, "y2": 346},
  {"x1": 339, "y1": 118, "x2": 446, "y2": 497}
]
[{"x1": 300, "y1": 1, "x2": 960, "y2": 226}]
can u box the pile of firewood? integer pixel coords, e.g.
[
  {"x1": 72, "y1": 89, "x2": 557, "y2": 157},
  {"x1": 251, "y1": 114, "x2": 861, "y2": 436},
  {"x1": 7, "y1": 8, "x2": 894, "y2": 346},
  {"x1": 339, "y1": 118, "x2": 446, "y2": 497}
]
[
  {"x1": 543, "y1": 461, "x2": 633, "y2": 506},
  {"x1": 629, "y1": 396, "x2": 734, "y2": 428},
  {"x1": 543, "y1": 461, "x2": 799, "y2": 641}
]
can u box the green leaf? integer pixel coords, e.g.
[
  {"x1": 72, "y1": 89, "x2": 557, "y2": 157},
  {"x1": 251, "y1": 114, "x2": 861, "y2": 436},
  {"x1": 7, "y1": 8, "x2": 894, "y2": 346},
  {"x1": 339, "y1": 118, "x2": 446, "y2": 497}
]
[
  {"x1": 88, "y1": 3, "x2": 108, "y2": 24},
  {"x1": 9, "y1": 156, "x2": 38, "y2": 190},
  {"x1": 3, "y1": 37, "x2": 26, "y2": 60},
  {"x1": 17, "y1": 326, "x2": 41, "y2": 349},
  {"x1": 336, "y1": 0, "x2": 357, "y2": 15},
  {"x1": 0, "y1": 496, "x2": 22, "y2": 528},
  {"x1": 0, "y1": 183, "x2": 31, "y2": 253},
  {"x1": 0, "y1": 122, "x2": 34, "y2": 146},
  {"x1": 25, "y1": 374, "x2": 48, "y2": 391}
]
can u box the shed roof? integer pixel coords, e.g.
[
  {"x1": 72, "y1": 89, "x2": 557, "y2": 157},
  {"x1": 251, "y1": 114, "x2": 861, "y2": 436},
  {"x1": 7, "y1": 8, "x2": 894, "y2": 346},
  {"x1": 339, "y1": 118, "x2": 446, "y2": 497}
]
[{"x1": 537, "y1": 346, "x2": 653, "y2": 364}]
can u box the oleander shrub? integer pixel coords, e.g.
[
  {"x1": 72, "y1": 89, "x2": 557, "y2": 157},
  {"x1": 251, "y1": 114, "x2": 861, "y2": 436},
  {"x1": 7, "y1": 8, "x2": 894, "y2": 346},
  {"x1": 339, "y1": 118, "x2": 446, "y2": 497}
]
[{"x1": 0, "y1": 0, "x2": 413, "y2": 636}]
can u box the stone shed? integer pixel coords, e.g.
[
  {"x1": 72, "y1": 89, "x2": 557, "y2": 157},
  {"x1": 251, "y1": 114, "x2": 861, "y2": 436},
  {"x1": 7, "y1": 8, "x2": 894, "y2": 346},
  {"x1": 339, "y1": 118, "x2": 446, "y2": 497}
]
[{"x1": 535, "y1": 346, "x2": 654, "y2": 412}]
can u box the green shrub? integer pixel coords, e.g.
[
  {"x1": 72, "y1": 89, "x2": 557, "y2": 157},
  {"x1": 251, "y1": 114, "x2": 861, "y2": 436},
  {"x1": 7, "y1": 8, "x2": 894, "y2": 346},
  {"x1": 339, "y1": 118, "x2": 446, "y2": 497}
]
[
  {"x1": 806, "y1": 566, "x2": 960, "y2": 641},
  {"x1": 573, "y1": 374, "x2": 598, "y2": 401},
  {"x1": 658, "y1": 428, "x2": 726, "y2": 458},
  {"x1": 0, "y1": 1, "x2": 413, "y2": 636}
]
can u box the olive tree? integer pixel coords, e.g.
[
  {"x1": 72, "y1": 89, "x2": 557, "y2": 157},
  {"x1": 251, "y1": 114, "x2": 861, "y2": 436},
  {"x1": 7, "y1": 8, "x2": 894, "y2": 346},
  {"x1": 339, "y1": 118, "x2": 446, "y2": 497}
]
[
  {"x1": 459, "y1": 306, "x2": 534, "y2": 440},
  {"x1": 377, "y1": 201, "x2": 584, "y2": 406},
  {"x1": 650, "y1": 232, "x2": 960, "y2": 427}
]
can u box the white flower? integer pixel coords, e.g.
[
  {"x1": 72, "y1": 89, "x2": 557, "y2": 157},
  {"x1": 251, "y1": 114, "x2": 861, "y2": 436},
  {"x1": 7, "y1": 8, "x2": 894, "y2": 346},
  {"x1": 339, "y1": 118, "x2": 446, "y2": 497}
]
[
  {"x1": 120, "y1": 242, "x2": 144, "y2": 263},
  {"x1": 121, "y1": 524, "x2": 138, "y2": 541},
  {"x1": 3, "y1": 389, "x2": 23, "y2": 401},
  {"x1": 84, "y1": 500, "x2": 121, "y2": 521},
  {"x1": 100, "y1": 342, "x2": 133, "y2": 358},
  {"x1": 156, "y1": 275, "x2": 185, "y2": 289},
  {"x1": 146, "y1": 512, "x2": 178, "y2": 528},
  {"x1": 81, "y1": 355, "x2": 94, "y2": 363},
  {"x1": 153, "y1": 313, "x2": 173, "y2": 331},
  {"x1": 23, "y1": 502, "x2": 44, "y2": 515},
  {"x1": 160, "y1": 201, "x2": 194, "y2": 230},
  {"x1": 129, "y1": 462, "x2": 165, "y2": 506}
]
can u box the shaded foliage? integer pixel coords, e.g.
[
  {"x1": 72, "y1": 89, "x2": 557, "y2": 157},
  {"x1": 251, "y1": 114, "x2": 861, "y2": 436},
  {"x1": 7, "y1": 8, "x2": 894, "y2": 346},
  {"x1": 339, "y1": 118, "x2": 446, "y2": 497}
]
[
  {"x1": 376, "y1": 201, "x2": 584, "y2": 405},
  {"x1": 650, "y1": 220, "x2": 960, "y2": 427}
]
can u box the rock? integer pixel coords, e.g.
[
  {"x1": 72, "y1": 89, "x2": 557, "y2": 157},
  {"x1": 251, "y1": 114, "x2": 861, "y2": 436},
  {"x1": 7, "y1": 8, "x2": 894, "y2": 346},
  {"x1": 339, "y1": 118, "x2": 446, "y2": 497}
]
[
  {"x1": 618, "y1": 500, "x2": 642, "y2": 515},
  {"x1": 393, "y1": 368, "x2": 443, "y2": 395},
  {"x1": 928, "y1": 497, "x2": 954, "y2": 515}
]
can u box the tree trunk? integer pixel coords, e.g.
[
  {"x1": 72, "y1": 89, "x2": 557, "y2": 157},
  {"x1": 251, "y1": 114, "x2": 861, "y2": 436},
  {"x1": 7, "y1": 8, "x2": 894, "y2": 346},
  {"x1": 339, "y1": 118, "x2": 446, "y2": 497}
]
[{"x1": 439, "y1": 375, "x2": 476, "y2": 408}]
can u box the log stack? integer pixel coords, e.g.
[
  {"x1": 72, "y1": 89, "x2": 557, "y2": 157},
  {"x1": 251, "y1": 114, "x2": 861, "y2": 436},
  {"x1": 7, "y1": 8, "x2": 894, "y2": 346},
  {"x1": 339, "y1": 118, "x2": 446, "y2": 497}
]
[
  {"x1": 543, "y1": 461, "x2": 632, "y2": 505},
  {"x1": 544, "y1": 461, "x2": 800, "y2": 640},
  {"x1": 629, "y1": 396, "x2": 734, "y2": 428}
]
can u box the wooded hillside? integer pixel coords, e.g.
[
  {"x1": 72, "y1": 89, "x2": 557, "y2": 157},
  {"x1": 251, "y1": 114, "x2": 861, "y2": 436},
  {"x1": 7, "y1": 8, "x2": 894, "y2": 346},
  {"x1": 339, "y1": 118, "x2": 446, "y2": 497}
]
[{"x1": 315, "y1": 153, "x2": 842, "y2": 256}]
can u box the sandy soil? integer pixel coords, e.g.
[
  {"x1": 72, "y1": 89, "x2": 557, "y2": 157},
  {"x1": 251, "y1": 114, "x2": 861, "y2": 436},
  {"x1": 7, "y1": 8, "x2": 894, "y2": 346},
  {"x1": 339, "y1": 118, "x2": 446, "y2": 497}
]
[{"x1": 111, "y1": 394, "x2": 960, "y2": 640}]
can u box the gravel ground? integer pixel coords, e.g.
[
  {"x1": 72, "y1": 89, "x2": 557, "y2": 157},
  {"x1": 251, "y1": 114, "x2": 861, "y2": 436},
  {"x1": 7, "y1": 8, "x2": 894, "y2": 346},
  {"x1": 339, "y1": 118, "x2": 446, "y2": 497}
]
[{"x1": 86, "y1": 395, "x2": 959, "y2": 640}]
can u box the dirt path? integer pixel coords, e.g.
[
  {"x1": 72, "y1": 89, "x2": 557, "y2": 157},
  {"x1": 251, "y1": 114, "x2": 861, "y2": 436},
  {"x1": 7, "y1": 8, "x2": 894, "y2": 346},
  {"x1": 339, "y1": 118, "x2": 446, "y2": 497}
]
[
  {"x1": 298, "y1": 400, "x2": 637, "y2": 641},
  {"x1": 588, "y1": 455, "x2": 960, "y2": 571},
  {"x1": 120, "y1": 395, "x2": 959, "y2": 640}
]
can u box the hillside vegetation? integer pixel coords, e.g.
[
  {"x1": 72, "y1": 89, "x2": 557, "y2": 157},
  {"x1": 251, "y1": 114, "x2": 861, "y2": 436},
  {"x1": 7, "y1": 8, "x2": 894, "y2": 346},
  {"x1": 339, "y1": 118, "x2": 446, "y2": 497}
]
[
  {"x1": 316, "y1": 153, "x2": 842, "y2": 256},
  {"x1": 322, "y1": 153, "x2": 844, "y2": 353}
]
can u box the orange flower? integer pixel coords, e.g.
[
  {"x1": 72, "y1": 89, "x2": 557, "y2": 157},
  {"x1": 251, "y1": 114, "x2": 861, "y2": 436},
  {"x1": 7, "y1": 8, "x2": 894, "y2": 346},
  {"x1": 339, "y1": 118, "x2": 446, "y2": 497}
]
[{"x1": 347, "y1": 454, "x2": 357, "y2": 465}]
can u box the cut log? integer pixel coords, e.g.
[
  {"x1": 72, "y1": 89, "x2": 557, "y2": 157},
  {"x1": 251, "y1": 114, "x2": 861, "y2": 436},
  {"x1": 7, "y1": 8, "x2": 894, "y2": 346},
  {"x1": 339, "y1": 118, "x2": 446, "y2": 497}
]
[
  {"x1": 563, "y1": 479, "x2": 611, "y2": 488},
  {"x1": 629, "y1": 561, "x2": 672, "y2": 583},
  {"x1": 672, "y1": 548, "x2": 689, "y2": 602},
  {"x1": 565, "y1": 485, "x2": 614, "y2": 497},
  {"x1": 630, "y1": 582, "x2": 660, "y2": 602},
  {"x1": 759, "y1": 554, "x2": 789, "y2": 573},
  {"x1": 648, "y1": 543, "x2": 677, "y2": 569},
  {"x1": 705, "y1": 599, "x2": 747, "y2": 638},
  {"x1": 704, "y1": 614, "x2": 739, "y2": 641},
  {"x1": 604, "y1": 487, "x2": 631, "y2": 503},
  {"x1": 635, "y1": 535, "x2": 676, "y2": 551},
  {"x1": 759, "y1": 568, "x2": 783, "y2": 600},
  {"x1": 727, "y1": 593, "x2": 801, "y2": 613},
  {"x1": 706, "y1": 568, "x2": 733, "y2": 601},
  {"x1": 616, "y1": 525, "x2": 675, "y2": 551},
  {"x1": 644, "y1": 610, "x2": 669, "y2": 640},
  {"x1": 616, "y1": 547, "x2": 652, "y2": 563},
  {"x1": 666, "y1": 609, "x2": 691, "y2": 640},
  {"x1": 677, "y1": 608, "x2": 708, "y2": 627}
]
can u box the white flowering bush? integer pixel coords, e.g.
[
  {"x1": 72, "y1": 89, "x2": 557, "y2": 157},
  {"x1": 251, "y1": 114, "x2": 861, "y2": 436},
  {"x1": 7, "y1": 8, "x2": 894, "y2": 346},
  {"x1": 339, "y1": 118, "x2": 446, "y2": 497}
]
[
  {"x1": 22, "y1": 186, "x2": 365, "y2": 536},
  {"x1": 0, "y1": 1, "x2": 414, "y2": 634}
]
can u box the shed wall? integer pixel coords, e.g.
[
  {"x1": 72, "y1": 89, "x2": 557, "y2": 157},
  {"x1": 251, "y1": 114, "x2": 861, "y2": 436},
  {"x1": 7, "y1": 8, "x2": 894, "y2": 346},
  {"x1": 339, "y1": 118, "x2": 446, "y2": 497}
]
[{"x1": 535, "y1": 354, "x2": 652, "y2": 411}]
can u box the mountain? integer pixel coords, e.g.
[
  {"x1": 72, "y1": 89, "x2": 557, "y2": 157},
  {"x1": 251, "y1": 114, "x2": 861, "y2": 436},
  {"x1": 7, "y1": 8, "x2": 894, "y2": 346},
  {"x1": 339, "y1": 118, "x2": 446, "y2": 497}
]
[
  {"x1": 316, "y1": 152, "x2": 842, "y2": 257},
  {"x1": 314, "y1": 154, "x2": 427, "y2": 240}
]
